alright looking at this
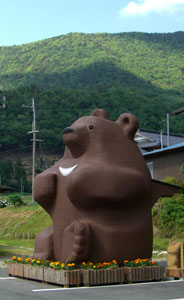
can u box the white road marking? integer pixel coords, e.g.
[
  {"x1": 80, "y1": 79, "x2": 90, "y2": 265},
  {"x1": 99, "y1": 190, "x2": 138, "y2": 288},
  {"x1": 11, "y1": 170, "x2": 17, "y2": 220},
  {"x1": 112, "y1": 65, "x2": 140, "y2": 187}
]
[
  {"x1": 0, "y1": 277, "x2": 16, "y2": 280},
  {"x1": 32, "y1": 279, "x2": 184, "y2": 292}
]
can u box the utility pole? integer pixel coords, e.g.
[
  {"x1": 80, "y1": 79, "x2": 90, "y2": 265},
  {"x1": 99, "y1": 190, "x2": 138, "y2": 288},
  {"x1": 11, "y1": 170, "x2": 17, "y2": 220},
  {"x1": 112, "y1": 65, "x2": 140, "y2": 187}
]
[
  {"x1": 160, "y1": 130, "x2": 163, "y2": 149},
  {"x1": 32, "y1": 97, "x2": 36, "y2": 204},
  {"x1": 167, "y1": 113, "x2": 170, "y2": 147},
  {"x1": 26, "y1": 98, "x2": 39, "y2": 205}
]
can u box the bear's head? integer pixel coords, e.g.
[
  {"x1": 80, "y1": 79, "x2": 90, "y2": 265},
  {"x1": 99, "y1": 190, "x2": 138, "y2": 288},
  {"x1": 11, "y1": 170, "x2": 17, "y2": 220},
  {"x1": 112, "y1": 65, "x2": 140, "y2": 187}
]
[{"x1": 62, "y1": 109, "x2": 140, "y2": 162}]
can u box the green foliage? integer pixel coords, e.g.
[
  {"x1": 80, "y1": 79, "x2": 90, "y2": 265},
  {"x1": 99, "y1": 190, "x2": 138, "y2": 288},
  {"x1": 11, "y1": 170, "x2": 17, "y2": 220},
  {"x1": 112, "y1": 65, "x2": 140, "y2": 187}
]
[
  {"x1": 0, "y1": 159, "x2": 14, "y2": 186},
  {"x1": 153, "y1": 193, "x2": 184, "y2": 238},
  {"x1": 0, "y1": 158, "x2": 30, "y2": 192},
  {"x1": 181, "y1": 164, "x2": 184, "y2": 180},
  {"x1": 0, "y1": 32, "x2": 184, "y2": 152},
  {"x1": 163, "y1": 176, "x2": 180, "y2": 186},
  {"x1": 153, "y1": 237, "x2": 170, "y2": 251},
  {"x1": 8, "y1": 194, "x2": 25, "y2": 206}
]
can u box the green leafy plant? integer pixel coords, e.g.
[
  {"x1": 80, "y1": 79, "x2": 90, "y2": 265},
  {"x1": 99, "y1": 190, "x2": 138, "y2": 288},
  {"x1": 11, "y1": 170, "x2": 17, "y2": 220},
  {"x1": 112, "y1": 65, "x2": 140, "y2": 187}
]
[
  {"x1": 153, "y1": 193, "x2": 184, "y2": 238},
  {"x1": 163, "y1": 176, "x2": 180, "y2": 186},
  {"x1": 8, "y1": 194, "x2": 25, "y2": 207}
]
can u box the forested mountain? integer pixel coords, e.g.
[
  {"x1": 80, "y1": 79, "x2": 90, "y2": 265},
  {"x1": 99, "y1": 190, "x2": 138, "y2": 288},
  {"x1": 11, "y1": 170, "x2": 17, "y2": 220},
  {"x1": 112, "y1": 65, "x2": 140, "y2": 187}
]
[{"x1": 0, "y1": 32, "x2": 184, "y2": 153}]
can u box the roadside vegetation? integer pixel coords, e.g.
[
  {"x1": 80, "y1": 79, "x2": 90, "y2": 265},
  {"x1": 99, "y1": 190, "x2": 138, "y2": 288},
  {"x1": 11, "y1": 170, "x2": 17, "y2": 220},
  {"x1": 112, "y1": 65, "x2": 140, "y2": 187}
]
[{"x1": 0, "y1": 195, "x2": 52, "y2": 257}]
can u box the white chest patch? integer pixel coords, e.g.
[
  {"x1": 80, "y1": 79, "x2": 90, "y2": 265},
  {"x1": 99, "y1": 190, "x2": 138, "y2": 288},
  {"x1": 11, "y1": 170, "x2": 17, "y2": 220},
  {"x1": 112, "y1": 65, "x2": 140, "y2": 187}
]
[{"x1": 59, "y1": 164, "x2": 78, "y2": 177}]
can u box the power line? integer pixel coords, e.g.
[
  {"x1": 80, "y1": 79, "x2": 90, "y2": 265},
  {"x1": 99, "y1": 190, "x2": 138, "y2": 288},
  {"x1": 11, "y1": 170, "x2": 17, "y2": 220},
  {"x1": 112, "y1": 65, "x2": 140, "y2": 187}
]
[
  {"x1": 0, "y1": 146, "x2": 32, "y2": 154},
  {"x1": 0, "y1": 106, "x2": 121, "y2": 113}
]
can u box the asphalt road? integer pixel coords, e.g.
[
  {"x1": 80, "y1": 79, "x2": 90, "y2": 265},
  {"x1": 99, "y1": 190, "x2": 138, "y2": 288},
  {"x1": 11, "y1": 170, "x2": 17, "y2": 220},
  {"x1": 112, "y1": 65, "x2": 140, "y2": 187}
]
[{"x1": 0, "y1": 266, "x2": 184, "y2": 300}]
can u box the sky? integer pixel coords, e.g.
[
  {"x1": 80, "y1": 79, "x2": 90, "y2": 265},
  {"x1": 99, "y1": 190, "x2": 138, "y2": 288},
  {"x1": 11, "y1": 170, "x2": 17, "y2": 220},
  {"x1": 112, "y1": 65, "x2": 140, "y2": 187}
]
[{"x1": 1, "y1": 0, "x2": 184, "y2": 46}]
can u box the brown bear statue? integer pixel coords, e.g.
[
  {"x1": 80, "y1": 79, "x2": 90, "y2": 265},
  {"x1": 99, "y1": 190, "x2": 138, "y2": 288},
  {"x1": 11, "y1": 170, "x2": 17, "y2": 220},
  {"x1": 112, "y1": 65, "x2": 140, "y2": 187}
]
[{"x1": 33, "y1": 109, "x2": 179, "y2": 263}]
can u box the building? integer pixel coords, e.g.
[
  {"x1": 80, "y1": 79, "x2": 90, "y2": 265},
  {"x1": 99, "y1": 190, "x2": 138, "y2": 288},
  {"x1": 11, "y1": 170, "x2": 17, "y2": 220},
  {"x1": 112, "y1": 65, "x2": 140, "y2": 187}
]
[
  {"x1": 135, "y1": 130, "x2": 184, "y2": 154},
  {"x1": 143, "y1": 143, "x2": 184, "y2": 182}
]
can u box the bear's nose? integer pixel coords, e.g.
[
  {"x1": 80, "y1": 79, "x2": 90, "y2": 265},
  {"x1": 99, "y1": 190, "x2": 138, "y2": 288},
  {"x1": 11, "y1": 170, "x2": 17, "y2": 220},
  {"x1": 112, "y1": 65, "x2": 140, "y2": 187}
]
[{"x1": 62, "y1": 127, "x2": 74, "y2": 134}]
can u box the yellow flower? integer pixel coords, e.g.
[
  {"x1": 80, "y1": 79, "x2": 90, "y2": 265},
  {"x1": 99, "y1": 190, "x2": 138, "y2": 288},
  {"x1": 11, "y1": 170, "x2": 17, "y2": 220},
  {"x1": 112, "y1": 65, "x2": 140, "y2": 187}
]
[{"x1": 12, "y1": 256, "x2": 17, "y2": 260}]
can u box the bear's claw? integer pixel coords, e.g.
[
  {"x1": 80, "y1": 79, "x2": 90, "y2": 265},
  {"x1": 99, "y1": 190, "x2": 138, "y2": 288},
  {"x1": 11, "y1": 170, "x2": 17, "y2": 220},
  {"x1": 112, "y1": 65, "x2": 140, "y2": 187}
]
[{"x1": 61, "y1": 220, "x2": 91, "y2": 263}]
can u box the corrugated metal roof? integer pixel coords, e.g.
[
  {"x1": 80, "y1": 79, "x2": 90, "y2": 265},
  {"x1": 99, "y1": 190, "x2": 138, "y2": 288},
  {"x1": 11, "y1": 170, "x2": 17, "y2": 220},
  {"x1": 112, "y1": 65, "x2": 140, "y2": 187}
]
[
  {"x1": 138, "y1": 130, "x2": 184, "y2": 148},
  {"x1": 143, "y1": 142, "x2": 184, "y2": 157}
]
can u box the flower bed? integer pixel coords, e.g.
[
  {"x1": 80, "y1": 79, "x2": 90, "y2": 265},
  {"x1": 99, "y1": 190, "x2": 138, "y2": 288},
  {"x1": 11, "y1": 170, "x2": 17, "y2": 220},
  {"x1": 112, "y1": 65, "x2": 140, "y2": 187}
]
[
  {"x1": 7, "y1": 257, "x2": 81, "y2": 287},
  {"x1": 123, "y1": 259, "x2": 165, "y2": 283},
  {"x1": 80, "y1": 260, "x2": 124, "y2": 286},
  {"x1": 7, "y1": 257, "x2": 164, "y2": 286}
]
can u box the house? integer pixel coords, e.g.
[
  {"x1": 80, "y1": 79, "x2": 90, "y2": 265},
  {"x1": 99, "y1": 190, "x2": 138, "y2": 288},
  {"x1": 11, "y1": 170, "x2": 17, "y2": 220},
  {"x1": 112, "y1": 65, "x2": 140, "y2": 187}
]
[
  {"x1": 0, "y1": 185, "x2": 13, "y2": 193},
  {"x1": 143, "y1": 143, "x2": 184, "y2": 182},
  {"x1": 135, "y1": 130, "x2": 184, "y2": 154}
]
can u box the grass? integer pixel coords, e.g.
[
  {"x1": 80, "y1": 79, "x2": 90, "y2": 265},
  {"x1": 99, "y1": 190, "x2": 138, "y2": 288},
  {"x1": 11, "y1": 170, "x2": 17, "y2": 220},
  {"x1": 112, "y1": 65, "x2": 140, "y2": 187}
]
[
  {"x1": 0, "y1": 239, "x2": 34, "y2": 257},
  {"x1": 0, "y1": 197, "x2": 52, "y2": 257},
  {"x1": 0, "y1": 204, "x2": 52, "y2": 240}
]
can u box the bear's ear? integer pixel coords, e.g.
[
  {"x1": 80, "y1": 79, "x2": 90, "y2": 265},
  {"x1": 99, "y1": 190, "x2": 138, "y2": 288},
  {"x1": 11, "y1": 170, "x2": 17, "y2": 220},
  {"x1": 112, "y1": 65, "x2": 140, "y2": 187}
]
[
  {"x1": 91, "y1": 109, "x2": 109, "y2": 119},
  {"x1": 116, "y1": 113, "x2": 139, "y2": 139}
]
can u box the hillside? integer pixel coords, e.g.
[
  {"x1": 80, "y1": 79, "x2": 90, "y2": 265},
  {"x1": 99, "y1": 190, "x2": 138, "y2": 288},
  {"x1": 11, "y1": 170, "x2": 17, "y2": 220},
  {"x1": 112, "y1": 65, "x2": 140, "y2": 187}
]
[
  {"x1": 1, "y1": 32, "x2": 184, "y2": 91},
  {"x1": 0, "y1": 205, "x2": 52, "y2": 240},
  {"x1": 0, "y1": 32, "x2": 184, "y2": 153}
]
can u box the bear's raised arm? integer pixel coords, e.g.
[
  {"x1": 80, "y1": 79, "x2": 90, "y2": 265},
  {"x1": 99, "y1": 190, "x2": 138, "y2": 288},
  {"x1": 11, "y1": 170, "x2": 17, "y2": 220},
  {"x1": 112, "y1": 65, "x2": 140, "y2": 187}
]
[
  {"x1": 150, "y1": 179, "x2": 180, "y2": 207},
  {"x1": 34, "y1": 170, "x2": 57, "y2": 212}
]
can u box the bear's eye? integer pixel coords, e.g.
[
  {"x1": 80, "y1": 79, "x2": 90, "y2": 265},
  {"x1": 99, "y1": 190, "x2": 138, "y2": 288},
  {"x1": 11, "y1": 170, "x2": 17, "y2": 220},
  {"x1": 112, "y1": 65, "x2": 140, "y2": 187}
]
[{"x1": 89, "y1": 125, "x2": 94, "y2": 130}]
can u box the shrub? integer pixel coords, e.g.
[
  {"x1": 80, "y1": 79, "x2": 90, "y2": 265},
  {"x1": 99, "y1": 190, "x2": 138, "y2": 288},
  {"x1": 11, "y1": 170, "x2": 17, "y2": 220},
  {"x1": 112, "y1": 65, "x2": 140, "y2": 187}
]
[
  {"x1": 163, "y1": 176, "x2": 180, "y2": 186},
  {"x1": 8, "y1": 194, "x2": 25, "y2": 207},
  {"x1": 153, "y1": 193, "x2": 184, "y2": 238}
]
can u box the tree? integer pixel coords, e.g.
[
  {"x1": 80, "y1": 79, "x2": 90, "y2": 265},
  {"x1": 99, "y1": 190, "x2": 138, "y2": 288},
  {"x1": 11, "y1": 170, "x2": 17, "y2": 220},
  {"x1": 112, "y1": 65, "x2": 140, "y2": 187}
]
[
  {"x1": 14, "y1": 157, "x2": 28, "y2": 193},
  {"x1": 0, "y1": 159, "x2": 14, "y2": 186}
]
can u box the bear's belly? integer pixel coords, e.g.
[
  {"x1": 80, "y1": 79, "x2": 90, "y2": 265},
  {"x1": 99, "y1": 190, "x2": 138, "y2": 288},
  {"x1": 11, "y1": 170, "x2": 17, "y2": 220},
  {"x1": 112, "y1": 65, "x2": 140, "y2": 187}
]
[{"x1": 65, "y1": 163, "x2": 151, "y2": 209}]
